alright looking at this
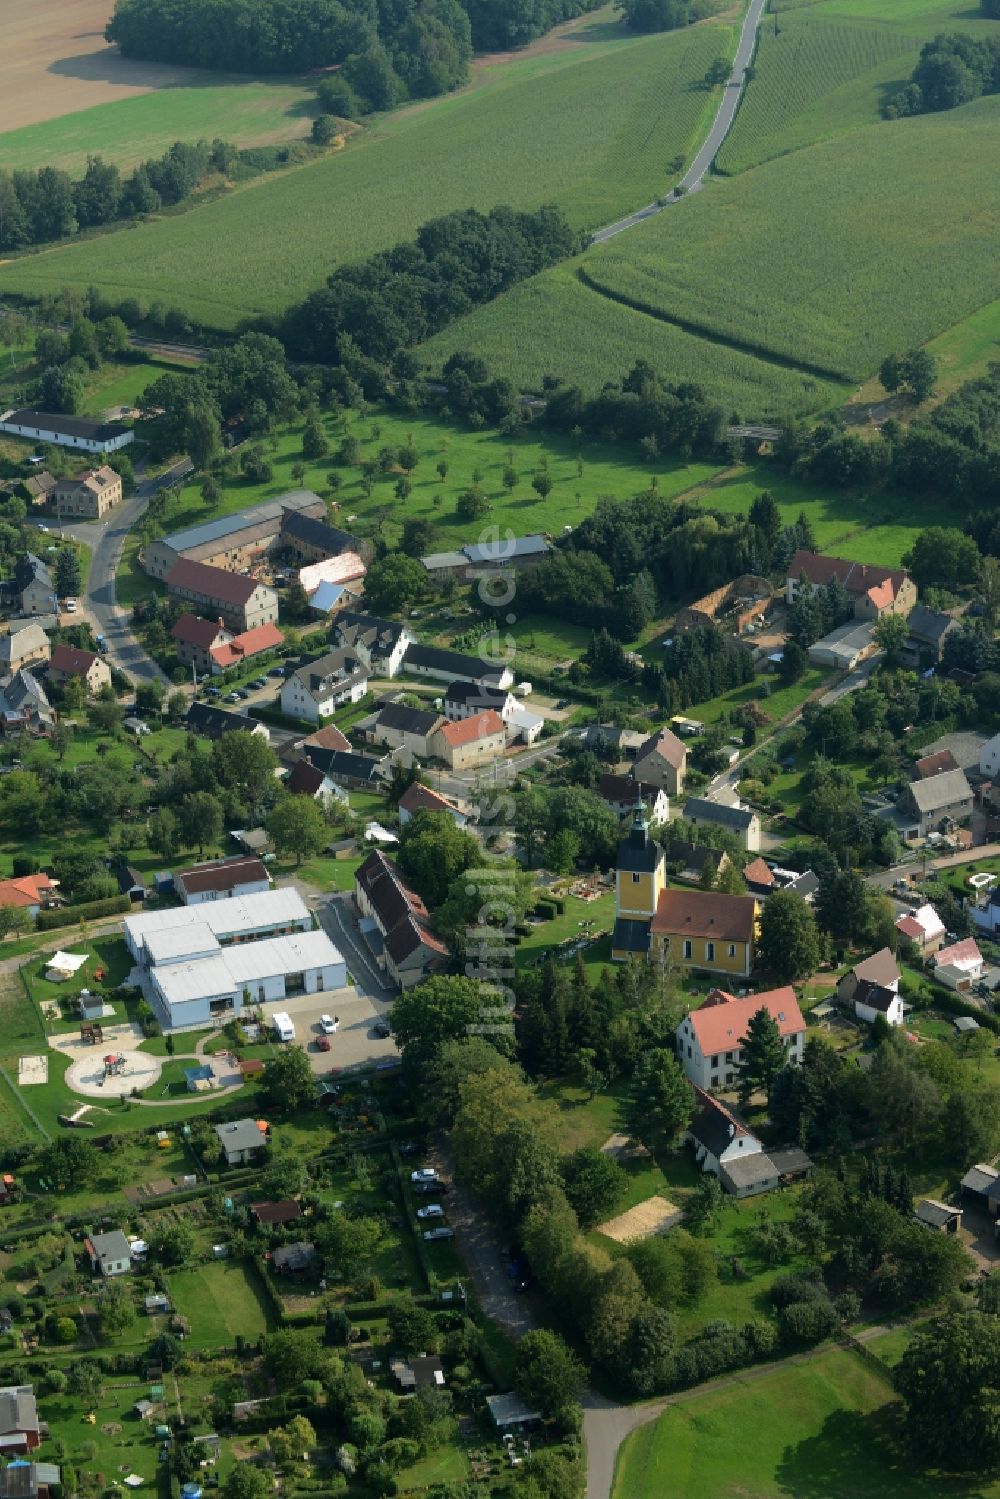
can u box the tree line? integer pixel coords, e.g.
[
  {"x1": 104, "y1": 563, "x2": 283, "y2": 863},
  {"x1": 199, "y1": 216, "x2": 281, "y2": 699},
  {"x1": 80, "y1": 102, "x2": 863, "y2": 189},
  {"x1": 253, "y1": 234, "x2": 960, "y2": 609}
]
[
  {"x1": 106, "y1": 0, "x2": 605, "y2": 108},
  {"x1": 776, "y1": 361, "x2": 1000, "y2": 507},
  {"x1": 884, "y1": 30, "x2": 1000, "y2": 118},
  {"x1": 0, "y1": 141, "x2": 241, "y2": 253},
  {"x1": 279, "y1": 205, "x2": 580, "y2": 365},
  {"x1": 616, "y1": 0, "x2": 716, "y2": 33}
]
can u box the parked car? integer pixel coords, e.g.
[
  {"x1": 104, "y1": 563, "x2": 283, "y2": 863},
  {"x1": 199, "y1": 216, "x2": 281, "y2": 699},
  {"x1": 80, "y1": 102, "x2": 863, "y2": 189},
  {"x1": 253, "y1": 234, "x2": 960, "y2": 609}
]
[
  {"x1": 414, "y1": 1181, "x2": 449, "y2": 1196},
  {"x1": 422, "y1": 1226, "x2": 454, "y2": 1242},
  {"x1": 63, "y1": 598, "x2": 77, "y2": 613},
  {"x1": 416, "y1": 1204, "x2": 444, "y2": 1220},
  {"x1": 207, "y1": 687, "x2": 222, "y2": 698},
  {"x1": 250, "y1": 677, "x2": 268, "y2": 689},
  {"x1": 398, "y1": 1140, "x2": 422, "y2": 1157},
  {"x1": 373, "y1": 1017, "x2": 391, "y2": 1038},
  {"x1": 234, "y1": 688, "x2": 250, "y2": 701},
  {"x1": 411, "y1": 1168, "x2": 438, "y2": 1184},
  {"x1": 224, "y1": 692, "x2": 240, "y2": 703},
  {"x1": 314, "y1": 1036, "x2": 331, "y2": 1052},
  {"x1": 319, "y1": 1014, "x2": 338, "y2": 1034}
]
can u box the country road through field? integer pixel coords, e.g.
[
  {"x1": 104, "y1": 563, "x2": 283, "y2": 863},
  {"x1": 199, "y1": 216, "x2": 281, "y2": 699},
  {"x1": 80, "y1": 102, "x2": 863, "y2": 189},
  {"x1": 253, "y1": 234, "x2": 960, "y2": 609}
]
[{"x1": 591, "y1": 0, "x2": 768, "y2": 244}]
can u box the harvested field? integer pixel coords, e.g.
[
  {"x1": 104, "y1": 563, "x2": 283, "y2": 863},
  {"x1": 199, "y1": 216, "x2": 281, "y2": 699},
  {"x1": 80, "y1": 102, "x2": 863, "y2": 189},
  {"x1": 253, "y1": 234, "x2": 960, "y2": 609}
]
[
  {"x1": 2, "y1": 0, "x2": 204, "y2": 133},
  {"x1": 597, "y1": 1195, "x2": 684, "y2": 1242}
]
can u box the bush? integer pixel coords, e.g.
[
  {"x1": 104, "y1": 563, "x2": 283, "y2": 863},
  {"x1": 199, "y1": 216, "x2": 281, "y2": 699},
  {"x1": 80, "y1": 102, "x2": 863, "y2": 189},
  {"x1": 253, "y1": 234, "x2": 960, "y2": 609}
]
[
  {"x1": 778, "y1": 1298, "x2": 839, "y2": 1347},
  {"x1": 770, "y1": 1272, "x2": 828, "y2": 1309},
  {"x1": 37, "y1": 895, "x2": 130, "y2": 930}
]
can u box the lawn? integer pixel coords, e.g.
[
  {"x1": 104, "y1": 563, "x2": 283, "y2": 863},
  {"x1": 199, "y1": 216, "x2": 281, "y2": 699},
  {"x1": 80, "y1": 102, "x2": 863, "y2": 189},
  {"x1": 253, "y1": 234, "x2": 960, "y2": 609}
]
[
  {"x1": 610, "y1": 1347, "x2": 971, "y2": 1499},
  {"x1": 648, "y1": 665, "x2": 833, "y2": 731},
  {"x1": 0, "y1": 79, "x2": 317, "y2": 173},
  {"x1": 0, "y1": 21, "x2": 731, "y2": 329},
  {"x1": 420, "y1": 263, "x2": 850, "y2": 417},
  {"x1": 167, "y1": 1259, "x2": 277, "y2": 1348},
  {"x1": 21, "y1": 936, "x2": 133, "y2": 1030},
  {"x1": 515, "y1": 890, "x2": 617, "y2": 984}
]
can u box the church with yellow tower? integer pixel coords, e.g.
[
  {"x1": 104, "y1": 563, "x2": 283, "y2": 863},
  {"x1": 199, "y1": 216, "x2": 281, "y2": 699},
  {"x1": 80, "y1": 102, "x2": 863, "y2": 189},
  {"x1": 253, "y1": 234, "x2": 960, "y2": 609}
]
[{"x1": 610, "y1": 801, "x2": 666, "y2": 961}]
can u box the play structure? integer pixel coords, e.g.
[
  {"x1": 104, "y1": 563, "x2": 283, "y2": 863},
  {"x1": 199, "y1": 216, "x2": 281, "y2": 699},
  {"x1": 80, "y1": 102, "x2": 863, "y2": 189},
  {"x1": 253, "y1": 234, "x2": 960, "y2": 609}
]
[{"x1": 103, "y1": 1053, "x2": 127, "y2": 1078}]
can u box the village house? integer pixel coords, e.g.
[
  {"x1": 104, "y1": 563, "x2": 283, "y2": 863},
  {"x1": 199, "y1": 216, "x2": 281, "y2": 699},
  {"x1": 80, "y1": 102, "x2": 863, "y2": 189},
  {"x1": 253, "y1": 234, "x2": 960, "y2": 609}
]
[
  {"x1": 686, "y1": 1090, "x2": 770, "y2": 1189},
  {"x1": 303, "y1": 746, "x2": 390, "y2": 791},
  {"x1": 900, "y1": 768, "x2": 974, "y2": 836},
  {"x1": 683, "y1": 795, "x2": 761, "y2": 852},
  {"x1": 0, "y1": 1385, "x2": 41, "y2": 1453},
  {"x1": 742, "y1": 857, "x2": 775, "y2": 897},
  {"x1": 462, "y1": 532, "x2": 551, "y2": 572},
  {"x1": 911, "y1": 749, "x2": 959, "y2": 781},
  {"x1": 785, "y1": 549, "x2": 916, "y2": 619},
  {"x1": 0, "y1": 624, "x2": 50, "y2": 677},
  {"x1": 631, "y1": 727, "x2": 687, "y2": 795},
  {"x1": 0, "y1": 670, "x2": 54, "y2": 735},
  {"x1": 216, "y1": 1118, "x2": 270, "y2": 1166},
  {"x1": 894, "y1": 902, "x2": 945, "y2": 953},
  {"x1": 598, "y1": 774, "x2": 670, "y2": 826},
  {"x1": 285, "y1": 757, "x2": 346, "y2": 807},
  {"x1": 52, "y1": 465, "x2": 123, "y2": 520},
  {"x1": 397, "y1": 782, "x2": 467, "y2": 828},
  {"x1": 354, "y1": 849, "x2": 448, "y2": 989},
  {"x1": 837, "y1": 948, "x2": 901, "y2": 1007},
  {"x1": 1, "y1": 555, "x2": 58, "y2": 617},
  {"x1": 364, "y1": 702, "x2": 445, "y2": 759},
  {"x1": 651, "y1": 888, "x2": 759, "y2": 977},
  {"x1": 675, "y1": 986, "x2": 806, "y2": 1090},
  {"x1": 19, "y1": 472, "x2": 56, "y2": 506},
  {"x1": 280, "y1": 649, "x2": 368, "y2": 723},
  {"x1": 443, "y1": 681, "x2": 517, "y2": 722},
  {"x1": 165, "y1": 559, "x2": 279, "y2": 633},
  {"x1": 430, "y1": 711, "x2": 507, "y2": 771},
  {"x1": 402, "y1": 641, "x2": 513, "y2": 690},
  {"x1": 173, "y1": 855, "x2": 271, "y2": 906},
  {"x1": 172, "y1": 614, "x2": 284, "y2": 676},
  {"x1": 86, "y1": 1229, "x2": 132, "y2": 1277},
  {"x1": 0, "y1": 873, "x2": 58, "y2": 920},
  {"x1": 331, "y1": 611, "x2": 414, "y2": 677},
  {"x1": 980, "y1": 731, "x2": 1000, "y2": 780},
  {"x1": 932, "y1": 936, "x2": 985, "y2": 991},
  {"x1": 185, "y1": 701, "x2": 271, "y2": 742},
  {"x1": 0, "y1": 407, "x2": 134, "y2": 454},
  {"x1": 46, "y1": 644, "x2": 112, "y2": 696},
  {"x1": 852, "y1": 979, "x2": 906, "y2": 1027},
  {"x1": 901, "y1": 605, "x2": 956, "y2": 667}
]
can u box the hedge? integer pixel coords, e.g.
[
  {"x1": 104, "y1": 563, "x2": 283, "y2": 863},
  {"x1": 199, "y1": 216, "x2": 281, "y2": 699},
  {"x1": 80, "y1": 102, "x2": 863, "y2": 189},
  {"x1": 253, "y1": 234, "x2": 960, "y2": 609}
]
[
  {"x1": 925, "y1": 985, "x2": 1000, "y2": 1036},
  {"x1": 37, "y1": 894, "x2": 131, "y2": 930}
]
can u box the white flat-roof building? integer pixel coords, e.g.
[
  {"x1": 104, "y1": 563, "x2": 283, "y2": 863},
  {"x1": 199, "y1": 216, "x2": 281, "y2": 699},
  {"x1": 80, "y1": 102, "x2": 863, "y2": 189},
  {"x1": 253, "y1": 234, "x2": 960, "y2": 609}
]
[
  {"x1": 125, "y1": 888, "x2": 310, "y2": 963},
  {"x1": 149, "y1": 929, "x2": 346, "y2": 1030}
]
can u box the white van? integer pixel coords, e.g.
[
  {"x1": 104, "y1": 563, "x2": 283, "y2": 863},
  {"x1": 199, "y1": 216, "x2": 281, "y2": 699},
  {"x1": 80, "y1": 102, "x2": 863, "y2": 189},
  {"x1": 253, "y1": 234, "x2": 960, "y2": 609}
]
[{"x1": 273, "y1": 1012, "x2": 295, "y2": 1042}]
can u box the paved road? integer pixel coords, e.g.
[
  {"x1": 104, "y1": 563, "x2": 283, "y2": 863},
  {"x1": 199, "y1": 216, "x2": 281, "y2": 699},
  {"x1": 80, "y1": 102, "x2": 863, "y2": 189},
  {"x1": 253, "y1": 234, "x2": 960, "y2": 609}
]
[
  {"x1": 591, "y1": 0, "x2": 767, "y2": 244},
  {"x1": 57, "y1": 458, "x2": 192, "y2": 686}
]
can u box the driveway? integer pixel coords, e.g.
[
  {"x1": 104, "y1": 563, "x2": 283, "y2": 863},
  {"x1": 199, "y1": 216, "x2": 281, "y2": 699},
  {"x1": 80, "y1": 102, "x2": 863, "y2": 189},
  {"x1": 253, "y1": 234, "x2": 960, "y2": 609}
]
[{"x1": 316, "y1": 894, "x2": 395, "y2": 1007}]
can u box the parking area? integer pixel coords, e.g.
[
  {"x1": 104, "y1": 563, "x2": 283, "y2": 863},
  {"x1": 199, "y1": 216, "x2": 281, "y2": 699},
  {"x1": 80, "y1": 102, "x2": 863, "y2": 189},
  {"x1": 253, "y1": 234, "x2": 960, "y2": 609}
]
[{"x1": 258, "y1": 986, "x2": 398, "y2": 1073}]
